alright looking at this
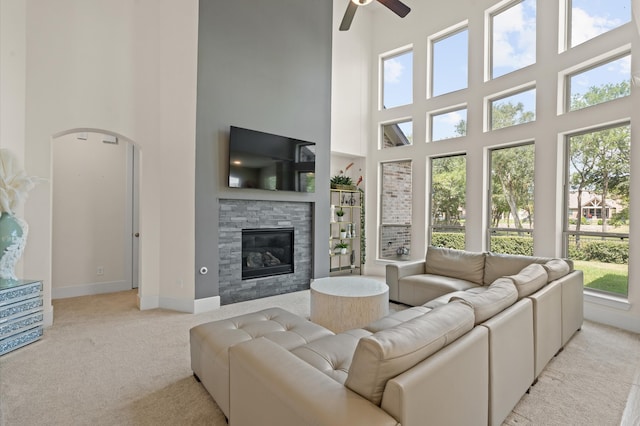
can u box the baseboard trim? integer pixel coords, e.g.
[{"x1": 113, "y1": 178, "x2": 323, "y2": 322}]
[
  {"x1": 193, "y1": 296, "x2": 221, "y2": 314},
  {"x1": 52, "y1": 280, "x2": 131, "y2": 299}
]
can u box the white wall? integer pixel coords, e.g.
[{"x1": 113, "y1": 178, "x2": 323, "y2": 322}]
[
  {"x1": 331, "y1": 1, "x2": 372, "y2": 157},
  {"x1": 52, "y1": 132, "x2": 128, "y2": 297},
  {"x1": 345, "y1": 0, "x2": 640, "y2": 333},
  {"x1": 6, "y1": 0, "x2": 199, "y2": 324}
]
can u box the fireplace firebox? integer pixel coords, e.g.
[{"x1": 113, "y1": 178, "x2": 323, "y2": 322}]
[{"x1": 242, "y1": 228, "x2": 294, "y2": 280}]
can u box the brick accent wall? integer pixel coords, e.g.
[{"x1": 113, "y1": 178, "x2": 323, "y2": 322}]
[
  {"x1": 218, "y1": 199, "x2": 313, "y2": 304},
  {"x1": 380, "y1": 161, "x2": 412, "y2": 258}
]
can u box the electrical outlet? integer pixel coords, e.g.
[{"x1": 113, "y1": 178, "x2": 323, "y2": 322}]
[{"x1": 97, "y1": 266, "x2": 104, "y2": 276}]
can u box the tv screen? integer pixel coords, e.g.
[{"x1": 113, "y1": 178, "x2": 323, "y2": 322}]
[{"x1": 228, "y1": 126, "x2": 316, "y2": 192}]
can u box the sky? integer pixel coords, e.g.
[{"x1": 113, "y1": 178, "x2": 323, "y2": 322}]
[{"x1": 382, "y1": 0, "x2": 632, "y2": 141}]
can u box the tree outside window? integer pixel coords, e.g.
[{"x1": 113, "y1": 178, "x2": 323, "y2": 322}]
[
  {"x1": 489, "y1": 144, "x2": 535, "y2": 255},
  {"x1": 430, "y1": 155, "x2": 466, "y2": 249}
]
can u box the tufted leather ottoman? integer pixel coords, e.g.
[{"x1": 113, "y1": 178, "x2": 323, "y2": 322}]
[{"x1": 190, "y1": 307, "x2": 333, "y2": 418}]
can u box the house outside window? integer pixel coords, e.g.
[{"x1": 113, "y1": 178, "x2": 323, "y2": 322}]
[
  {"x1": 564, "y1": 123, "x2": 630, "y2": 297},
  {"x1": 382, "y1": 120, "x2": 413, "y2": 148},
  {"x1": 380, "y1": 160, "x2": 412, "y2": 259}
]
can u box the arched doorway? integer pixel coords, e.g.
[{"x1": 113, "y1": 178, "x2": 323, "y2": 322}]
[{"x1": 51, "y1": 129, "x2": 140, "y2": 299}]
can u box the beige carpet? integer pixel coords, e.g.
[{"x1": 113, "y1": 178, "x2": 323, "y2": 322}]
[{"x1": 1, "y1": 290, "x2": 639, "y2": 426}]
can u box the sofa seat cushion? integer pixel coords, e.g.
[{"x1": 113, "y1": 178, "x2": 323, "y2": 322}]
[
  {"x1": 364, "y1": 306, "x2": 431, "y2": 333},
  {"x1": 483, "y1": 252, "x2": 555, "y2": 285},
  {"x1": 425, "y1": 246, "x2": 486, "y2": 284},
  {"x1": 291, "y1": 328, "x2": 372, "y2": 384},
  {"x1": 399, "y1": 274, "x2": 480, "y2": 306},
  {"x1": 450, "y1": 278, "x2": 518, "y2": 324},
  {"x1": 345, "y1": 300, "x2": 475, "y2": 406},
  {"x1": 507, "y1": 263, "x2": 549, "y2": 299},
  {"x1": 191, "y1": 307, "x2": 333, "y2": 359},
  {"x1": 543, "y1": 259, "x2": 571, "y2": 282}
]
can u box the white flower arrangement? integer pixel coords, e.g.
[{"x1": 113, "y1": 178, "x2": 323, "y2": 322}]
[{"x1": 0, "y1": 149, "x2": 39, "y2": 215}]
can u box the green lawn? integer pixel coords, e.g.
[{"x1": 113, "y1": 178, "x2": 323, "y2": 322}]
[{"x1": 573, "y1": 260, "x2": 628, "y2": 296}]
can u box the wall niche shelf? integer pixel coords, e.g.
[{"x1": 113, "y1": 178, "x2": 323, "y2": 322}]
[{"x1": 330, "y1": 188, "x2": 364, "y2": 276}]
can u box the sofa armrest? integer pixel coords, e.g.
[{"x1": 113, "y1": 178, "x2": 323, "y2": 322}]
[
  {"x1": 229, "y1": 337, "x2": 399, "y2": 426},
  {"x1": 386, "y1": 261, "x2": 426, "y2": 302}
]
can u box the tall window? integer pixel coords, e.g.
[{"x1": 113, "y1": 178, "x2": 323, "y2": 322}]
[
  {"x1": 382, "y1": 120, "x2": 413, "y2": 148},
  {"x1": 382, "y1": 50, "x2": 413, "y2": 109},
  {"x1": 568, "y1": 0, "x2": 631, "y2": 48},
  {"x1": 489, "y1": 87, "x2": 536, "y2": 130},
  {"x1": 489, "y1": 143, "x2": 535, "y2": 254},
  {"x1": 380, "y1": 160, "x2": 412, "y2": 259},
  {"x1": 567, "y1": 54, "x2": 631, "y2": 112},
  {"x1": 431, "y1": 27, "x2": 468, "y2": 97},
  {"x1": 430, "y1": 155, "x2": 466, "y2": 249},
  {"x1": 565, "y1": 124, "x2": 630, "y2": 297},
  {"x1": 490, "y1": 0, "x2": 536, "y2": 79}
]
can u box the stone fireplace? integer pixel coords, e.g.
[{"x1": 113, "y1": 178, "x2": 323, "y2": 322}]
[{"x1": 219, "y1": 199, "x2": 313, "y2": 304}]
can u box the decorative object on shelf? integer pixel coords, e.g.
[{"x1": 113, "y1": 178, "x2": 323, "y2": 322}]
[
  {"x1": 346, "y1": 223, "x2": 352, "y2": 239},
  {"x1": 334, "y1": 242, "x2": 349, "y2": 255},
  {"x1": 336, "y1": 209, "x2": 345, "y2": 222},
  {"x1": 340, "y1": 228, "x2": 347, "y2": 239},
  {"x1": 0, "y1": 149, "x2": 41, "y2": 282},
  {"x1": 350, "y1": 250, "x2": 356, "y2": 268},
  {"x1": 330, "y1": 204, "x2": 336, "y2": 222},
  {"x1": 330, "y1": 162, "x2": 359, "y2": 190},
  {"x1": 396, "y1": 246, "x2": 410, "y2": 256}
]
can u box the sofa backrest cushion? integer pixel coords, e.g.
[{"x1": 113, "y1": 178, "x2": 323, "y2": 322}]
[
  {"x1": 506, "y1": 263, "x2": 549, "y2": 299},
  {"x1": 450, "y1": 277, "x2": 518, "y2": 324},
  {"x1": 345, "y1": 300, "x2": 474, "y2": 406},
  {"x1": 483, "y1": 252, "x2": 556, "y2": 285},
  {"x1": 542, "y1": 259, "x2": 571, "y2": 282},
  {"x1": 425, "y1": 246, "x2": 485, "y2": 285}
]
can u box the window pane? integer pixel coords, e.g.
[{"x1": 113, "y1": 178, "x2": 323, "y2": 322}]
[
  {"x1": 490, "y1": 88, "x2": 536, "y2": 130},
  {"x1": 568, "y1": 55, "x2": 631, "y2": 111},
  {"x1": 565, "y1": 124, "x2": 630, "y2": 296},
  {"x1": 491, "y1": 0, "x2": 536, "y2": 79},
  {"x1": 570, "y1": 0, "x2": 631, "y2": 48},
  {"x1": 489, "y1": 144, "x2": 535, "y2": 254},
  {"x1": 431, "y1": 108, "x2": 467, "y2": 141},
  {"x1": 382, "y1": 120, "x2": 413, "y2": 148},
  {"x1": 383, "y1": 50, "x2": 413, "y2": 109},
  {"x1": 432, "y1": 29, "x2": 468, "y2": 96},
  {"x1": 430, "y1": 155, "x2": 466, "y2": 249},
  {"x1": 380, "y1": 161, "x2": 412, "y2": 259}
]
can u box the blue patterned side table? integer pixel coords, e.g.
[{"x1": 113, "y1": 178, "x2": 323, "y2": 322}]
[{"x1": 0, "y1": 279, "x2": 44, "y2": 356}]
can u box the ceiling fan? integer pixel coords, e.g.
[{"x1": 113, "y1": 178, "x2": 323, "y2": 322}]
[{"x1": 339, "y1": 0, "x2": 411, "y2": 31}]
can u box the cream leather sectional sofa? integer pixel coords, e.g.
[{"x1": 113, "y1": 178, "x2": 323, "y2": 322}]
[{"x1": 190, "y1": 247, "x2": 583, "y2": 426}]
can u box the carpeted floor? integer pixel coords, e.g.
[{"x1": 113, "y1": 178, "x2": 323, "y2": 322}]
[{"x1": 1, "y1": 289, "x2": 639, "y2": 425}]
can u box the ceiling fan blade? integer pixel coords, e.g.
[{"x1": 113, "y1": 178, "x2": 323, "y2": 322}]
[
  {"x1": 339, "y1": 1, "x2": 358, "y2": 31},
  {"x1": 377, "y1": 0, "x2": 411, "y2": 18}
]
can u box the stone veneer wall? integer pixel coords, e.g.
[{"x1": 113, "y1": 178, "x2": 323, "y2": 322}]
[{"x1": 218, "y1": 199, "x2": 313, "y2": 304}]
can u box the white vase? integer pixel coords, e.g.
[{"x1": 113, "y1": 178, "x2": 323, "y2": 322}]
[
  {"x1": 0, "y1": 212, "x2": 28, "y2": 282},
  {"x1": 340, "y1": 231, "x2": 347, "y2": 239}
]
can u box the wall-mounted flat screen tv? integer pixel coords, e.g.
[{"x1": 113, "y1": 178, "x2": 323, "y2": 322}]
[{"x1": 228, "y1": 126, "x2": 316, "y2": 193}]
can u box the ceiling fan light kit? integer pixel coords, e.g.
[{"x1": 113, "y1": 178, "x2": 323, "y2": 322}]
[{"x1": 340, "y1": 0, "x2": 411, "y2": 31}]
